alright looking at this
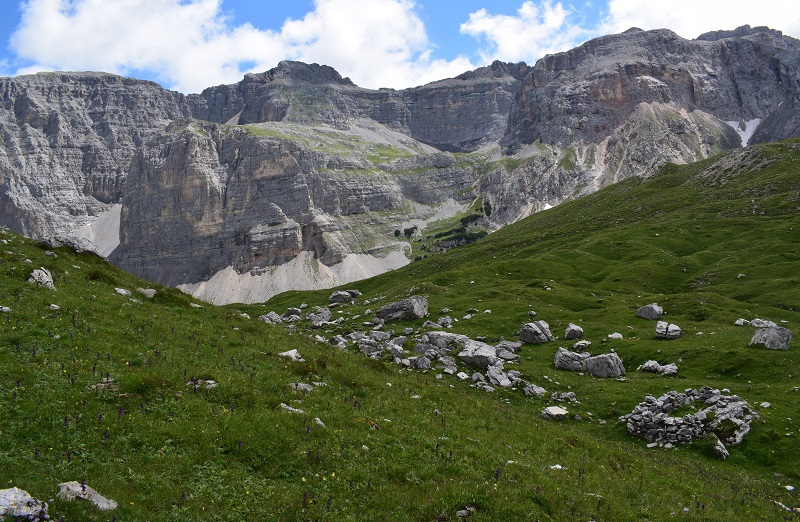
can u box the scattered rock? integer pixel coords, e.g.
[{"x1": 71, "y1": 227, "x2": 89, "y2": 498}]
[
  {"x1": 497, "y1": 349, "x2": 520, "y2": 362},
  {"x1": 28, "y1": 268, "x2": 55, "y2": 290},
  {"x1": 551, "y1": 391, "x2": 577, "y2": 402},
  {"x1": 542, "y1": 406, "x2": 569, "y2": 420},
  {"x1": 289, "y1": 383, "x2": 315, "y2": 392},
  {"x1": 636, "y1": 303, "x2": 663, "y2": 320},
  {"x1": 376, "y1": 295, "x2": 428, "y2": 322},
  {"x1": 57, "y1": 481, "x2": 118, "y2": 510},
  {"x1": 409, "y1": 356, "x2": 431, "y2": 370},
  {"x1": 734, "y1": 318, "x2": 750, "y2": 326},
  {"x1": 439, "y1": 356, "x2": 458, "y2": 375},
  {"x1": 282, "y1": 308, "x2": 302, "y2": 320},
  {"x1": 48, "y1": 304, "x2": 60, "y2": 310},
  {"x1": 258, "y1": 311, "x2": 284, "y2": 324},
  {"x1": 0, "y1": 487, "x2": 48, "y2": 520},
  {"x1": 572, "y1": 339, "x2": 591, "y2": 350},
  {"x1": 564, "y1": 323, "x2": 584, "y2": 340},
  {"x1": 88, "y1": 377, "x2": 118, "y2": 392},
  {"x1": 329, "y1": 289, "x2": 361, "y2": 303},
  {"x1": 188, "y1": 379, "x2": 218, "y2": 389},
  {"x1": 528, "y1": 310, "x2": 538, "y2": 317},
  {"x1": 280, "y1": 403, "x2": 306, "y2": 414},
  {"x1": 637, "y1": 360, "x2": 678, "y2": 376},
  {"x1": 314, "y1": 417, "x2": 326, "y2": 428},
  {"x1": 751, "y1": 318, "x2": 777, "y2": 328},
  {"x1": 137, "y1": 287, "x2": 157, "y2": 298},
  {"x1": 583, "y1": 352, "x2": 626, "y2": 378},
  {"x1": 519, "y1": 321, "x2": 555, "y2": 344},
  {"x1": 305, "y1": 306, "x2": 332, "y2": 327},
  {"x1": 278, "y1": 349, "x2": 304, "y2": 362},
  {"x1": 749, "y1": 326, "x2": 792, "y2": 350},
  {"x1": 114, "y1": 287, "x2": 131, "y2": 296},
  {"x1": 486, "y1": 365, "x2": 513, "y2": 388},
  {"x1": 523, "y1": 383, "x2": 547, "y2": 397},
  {"x1": 44, "y1": 251, "x2": 57, "y2": 258},
  {"x1": 607, "y1": 332, "x2": 623, "y2": 340},
  {"x1": 0, "y1": 306, "x2": 11, "y2": 313},
  {"x1": 495, "y1": 340, "x2": 523, "y2": 353},
  {"x1": 655, "y1": 321, "x2": 682, "y2": 340}
]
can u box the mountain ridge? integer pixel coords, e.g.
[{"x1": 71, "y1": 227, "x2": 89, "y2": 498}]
[{"x1": 2, "y1": 24, "x2": 800, "y2": 303}]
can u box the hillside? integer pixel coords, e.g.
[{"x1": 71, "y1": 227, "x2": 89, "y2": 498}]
[{"x1": 2, "y1": 140, "x2": 799, "y2": 520}]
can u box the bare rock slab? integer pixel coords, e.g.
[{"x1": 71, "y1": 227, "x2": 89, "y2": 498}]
[
  {"x1": 749, "y1": 326, "x2": 792, "y2": 350},
  {"x1": 57, "y1": 481, "x2": 118, "y2": 510}
]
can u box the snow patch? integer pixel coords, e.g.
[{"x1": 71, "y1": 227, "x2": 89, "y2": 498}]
[
  {"x1": 178, "y1": 249, "x2": 410, "y2": 305},
  {"x1": 725, "y1": 119, "x2": 762, "y2": 147}
]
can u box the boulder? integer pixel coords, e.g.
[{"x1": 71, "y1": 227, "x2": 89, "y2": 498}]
[
  {"x1": 28, "y1": 268, "x2": 55, "y2": 290},
  {"x1": 258, "y1": 311, "x2": 283, "y2": 324},
  {"x1": 282, "y1": 307, "x2": 302, "y2": 319},
  {"x1": 655, "y1": 321, "x2": 682, "y2": 340},
  {"x1": 582, "y1": 353, "x2": 625, "y2": 378},
  {"x1": 495, "y1": 340, "x2": 523, "y2": 353},
  {"x1": 278, "y1": 349, "x2": 304, "y2": 362},
  {"x1": 57, "y1": 481, "x2": 118, "y2": 510},
  {"x1": 637, "y1": 360, "x2": 679, "y2": 376},
  {"x1": 439, "y1": 356, "x2": 458, "y2": 375},
  {"x1": 564, "y1": 323, "x2": 584, "y2": 340},
  {"x1": 136, "y1": 287, "x2": 156, "y2": 298},
  {"x1": 329, "y1": 289, "x2": 361, "y2": 303},
  {"x1": 486, "y1": 365, "x2": 513, "y2": 388},
  {"x1": 376, "y1": 296, "x2": 428, "y2": 322},
  {"x1": 305, "y1": 306, "x2": 332, "y2": 327},
  {"x1": 749, "y1": 326, "x2": 792, "y2": 350},
  {"x1": 541, "y1": 406, "x2": 569, "y2": 420},
  {"x1": 607, "y1": 332, "x2": 623, "y2": 340},
  {"x1": 409, "y1": 356, "x2": 431, "y2": 370},
  {"x1": 0, "y1": 487, "x2": 48, "y2": 520},
  {"x1": 553, "y1": 347, "x2": 590, "y2": 371},
  {"x1": 114, "y1": 287, "x2": 131, "y2": 296},
  {"x1": 457, "y1": 340, "x2": 499, "y2": 369},
  {"x1": 523, "y1": 383, "x2": 547, "y2": 397},
  {"x1": 519, "y1": 321, "x2": 555, "y2": 344},
  {"x1": 636, "y1": 303, "x2": 663, "y2": 320},
  {"x1": 497, "y1": 349, "x2": 520, "y2": 362}
]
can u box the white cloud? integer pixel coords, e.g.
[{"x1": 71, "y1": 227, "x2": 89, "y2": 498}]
[
  {"x1": 460, "y1": 1, "x2": 589, "y2": 64},
  {"x1": 9, "y1": 0, "x2": 475, "y2": 92},
  {"x1": 601, "y1": 0, "x2": 800, "y2": 39}
]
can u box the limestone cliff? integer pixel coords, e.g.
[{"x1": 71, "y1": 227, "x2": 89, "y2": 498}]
[{"x1": 1, "y1": 25, "x2": 799, "y2": 303}]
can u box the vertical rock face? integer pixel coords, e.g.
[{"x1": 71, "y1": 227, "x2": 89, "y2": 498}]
[{"x1": 502, "y1": 26, "x2": 800, "y2": 150}]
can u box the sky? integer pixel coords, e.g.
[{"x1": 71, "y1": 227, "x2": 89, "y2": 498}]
[{"x1": 1, "y1": 0, "x2": 799, "y2": 94}]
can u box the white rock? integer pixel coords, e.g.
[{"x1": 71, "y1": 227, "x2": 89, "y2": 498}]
[
  {"x1": 280, "y1": 403, "x2": 306, "y2": 414},
  {"x1": 608, "y1": 332, "x2": 623, "y2": 340},
  {"x1": 57, "y1": 481, "x2": 118, "y2": 510},
  {"x1": 114, "y1": 288, "x2": 131, "y2": 296},
  {"x1": 0, "y1": 487, "x2": 48, "y2": 519},
  {"x1": 542, "y1": 406, "x2": 569, "y2": 420},
  {"x1": 278, "y1": 349, "x2": 304, "y2": 362}
]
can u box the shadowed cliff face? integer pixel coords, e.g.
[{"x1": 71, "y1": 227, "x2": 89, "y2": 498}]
[{"x1": 2, "y1": 26, "x2": 800, "y2": 303}]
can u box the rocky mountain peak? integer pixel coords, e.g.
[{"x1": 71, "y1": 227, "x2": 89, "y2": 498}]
[{"x1": 244, "y1": 60, "x2": 355, "y2": 86}]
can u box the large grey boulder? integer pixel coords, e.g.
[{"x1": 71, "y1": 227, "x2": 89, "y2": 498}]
[
  {"x1": 636, "y1": 303, "x2": 663, "y2": 320},
  {"x1": 564, "y1": 323, "x2": 584, "y2": 340},
  {"x1": 456, "y1": 340, "x2": 499, "y2": 370},
  {"x1": 305, "y1": 306, "x2": 332, "y2": 327},
  {"x1": 582, "y1": 352, "x2": 626, "y2": 378},
  {"x1": 258, "y1": 311, "x2": 283, "y2": 324},
  {"x1": 57, "y1": 481, "x2": 118, "y2": 510},
  {"x1": 329, "y1": 289, "x2": 361, "y2": 304},
  {"x1": 523, "y1": 383, "x2": 547, "y2": 397},
  {"x1": 655, "y1": 321, "x2": 681, "y2": 340},
  {"x1": 749, "y1": 326, "x2": 792, "y2": 350},
  {"x1": 376, "y1": 296, "x2": 428, "y2": 322},
  {"x1": 0, "y1": 487, "x2": 48, "y2": 520},
  {"x1": 28, "y1": 268, "x2": 55, "y2": 290},
  {"x1": 519, "y1": 321, "x2": 555, "y2": 344},
  {"x1": 553, "y1": 347, "x2": 590, "y2": 371}
]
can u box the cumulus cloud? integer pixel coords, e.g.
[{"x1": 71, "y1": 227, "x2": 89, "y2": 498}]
[
  {"x1": 460, "y1": 1, "x2": 589, "y2": 64},
  {"x1": 601, "y1": 0, "x2": 800, "y2": 39},
  {"x1": 9, "y1": 0, "x2": 475, "y2": 92}
]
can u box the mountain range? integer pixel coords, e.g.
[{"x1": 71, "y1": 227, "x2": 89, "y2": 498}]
[{"x1": 1, "y1": 24, "x2": 799, "y2": 303}]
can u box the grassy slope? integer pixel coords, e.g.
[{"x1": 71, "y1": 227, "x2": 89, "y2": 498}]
[{"x1": 0, "y1": 140, "x2": 798, "y2": 520}]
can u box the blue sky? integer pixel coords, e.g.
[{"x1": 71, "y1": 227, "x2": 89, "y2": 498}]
[{"x1": 1, "y1": 1, "x2": 798, "y2": 93}]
